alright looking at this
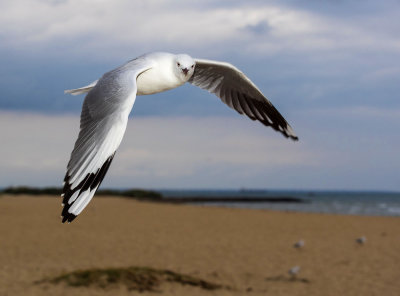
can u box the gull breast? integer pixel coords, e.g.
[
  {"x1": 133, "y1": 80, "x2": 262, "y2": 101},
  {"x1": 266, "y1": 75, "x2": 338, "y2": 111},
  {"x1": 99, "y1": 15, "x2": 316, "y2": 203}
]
[{"x1": 136, "y1": 65, "x2": 183, "y2": 96}]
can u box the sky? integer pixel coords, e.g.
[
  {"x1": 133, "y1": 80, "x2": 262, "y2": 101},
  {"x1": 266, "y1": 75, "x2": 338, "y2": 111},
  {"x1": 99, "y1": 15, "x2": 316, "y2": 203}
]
[{"x1": 0, "y1": 0, "x2": 399, "y2": 190}]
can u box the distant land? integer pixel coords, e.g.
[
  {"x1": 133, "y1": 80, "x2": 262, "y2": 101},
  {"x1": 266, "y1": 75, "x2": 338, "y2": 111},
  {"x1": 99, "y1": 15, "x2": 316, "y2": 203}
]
[
  {"x1": 0, "y1": 186, "x2": 162, "y2": 199},
  {"x1": 0, "y1": 186, "x2": 306, "y2": 203}
]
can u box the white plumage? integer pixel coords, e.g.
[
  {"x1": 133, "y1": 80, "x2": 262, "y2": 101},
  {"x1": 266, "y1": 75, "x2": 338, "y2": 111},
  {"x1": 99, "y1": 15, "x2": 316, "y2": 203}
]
[
  {"x1": 288, "y1": 266, "x2": 301, "y2": 277},
  {"x1": 61, "y1": 52, "x2": 298, "y2": 223}
]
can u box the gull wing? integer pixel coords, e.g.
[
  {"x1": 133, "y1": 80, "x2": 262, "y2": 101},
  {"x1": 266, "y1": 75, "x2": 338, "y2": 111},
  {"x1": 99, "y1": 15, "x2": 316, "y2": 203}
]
[
  {"x1": 189, "y1": 59, "x2": 298, "y2": 140},
  {"x1": 61, "y1": 58, "x2": 153, "y2": 223},
  {"x1": 64, "y1": 80, "x2": 99, "y2": 95}
]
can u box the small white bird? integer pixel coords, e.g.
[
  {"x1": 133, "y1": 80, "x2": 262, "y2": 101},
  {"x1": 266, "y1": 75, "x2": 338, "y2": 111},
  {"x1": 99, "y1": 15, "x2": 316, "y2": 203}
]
[
  {"x1": 356, "y1": 236, "x2": 366, "y2": 245},
  {"x1": 288, "y1": 266, "x2": 301, "y2": 277},
  {"x1": 294, "y1": 239, "x2": 305, "y2": 249},
  {"x1": 61, "y1": 52, "x2": 298, "y2": 223}
]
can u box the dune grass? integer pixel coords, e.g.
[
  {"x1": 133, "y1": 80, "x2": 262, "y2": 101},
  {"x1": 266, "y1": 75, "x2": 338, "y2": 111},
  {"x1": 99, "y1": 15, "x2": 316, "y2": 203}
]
[
  {"x1": 265, "y1": 275, "x2": 310, "y2": 284},
  {"x1": 39, "y1": 266, "x2": 224, "y2": 292}
]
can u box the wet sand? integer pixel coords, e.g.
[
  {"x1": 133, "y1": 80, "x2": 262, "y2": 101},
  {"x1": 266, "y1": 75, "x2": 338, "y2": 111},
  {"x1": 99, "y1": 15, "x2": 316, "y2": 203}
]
[{"x1": 1, "y1": 195, "x2": 399, "y2": 295}]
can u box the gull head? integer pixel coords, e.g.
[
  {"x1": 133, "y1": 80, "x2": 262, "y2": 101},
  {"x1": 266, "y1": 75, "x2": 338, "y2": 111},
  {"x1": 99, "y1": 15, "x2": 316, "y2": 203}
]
[{"x1": 174, "y1": 54, "x2": 195, "y2": 81}]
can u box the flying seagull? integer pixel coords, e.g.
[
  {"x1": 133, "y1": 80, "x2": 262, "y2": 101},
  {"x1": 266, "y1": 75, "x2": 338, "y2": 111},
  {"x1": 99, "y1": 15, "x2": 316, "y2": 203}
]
[{"x1": 61, "y1": 52, "x2": 298, "y2": 223}]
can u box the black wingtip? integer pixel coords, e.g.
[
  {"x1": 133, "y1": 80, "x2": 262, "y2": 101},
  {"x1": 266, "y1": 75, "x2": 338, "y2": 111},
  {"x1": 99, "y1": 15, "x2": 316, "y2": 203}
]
[
  {"x1": 286, "y1": 129, "x2": 299, "y2": 141},
  {"x1": 61, "y1": 212, "x2": 77, "y2": 223},
  {"x1": 280, "y1": 121, "x2": 298, "y2": 141},
  {"x1": 60, "y1": 152, "x2": 116, "y2": 223}
]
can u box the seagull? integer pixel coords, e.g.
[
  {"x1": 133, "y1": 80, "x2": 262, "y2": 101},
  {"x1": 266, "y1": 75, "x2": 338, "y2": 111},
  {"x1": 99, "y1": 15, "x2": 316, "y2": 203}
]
[
  {"x1": 294, "y1": 239, "x2": 305, "y2": 249},
  {"x1": 288, "y1": 266, "x2": 300, "y2": 277},
  {"x1": 61, "y1": 52, "x2": 298, "y2": 223},
  {"x1": 356, "y1": 236, "x2": 366, "y2": 245}
]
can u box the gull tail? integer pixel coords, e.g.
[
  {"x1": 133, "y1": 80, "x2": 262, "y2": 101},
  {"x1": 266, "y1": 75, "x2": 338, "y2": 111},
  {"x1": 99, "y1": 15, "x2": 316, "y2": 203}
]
[{"x1": 64, "y1": 80, "x2": 98, "y2": 95}]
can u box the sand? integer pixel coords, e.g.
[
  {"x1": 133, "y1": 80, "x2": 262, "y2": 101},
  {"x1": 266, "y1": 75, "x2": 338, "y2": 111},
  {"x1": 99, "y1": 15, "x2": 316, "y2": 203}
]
[{"x1": 0, "y1": 195, "x2": 399, "y2": 296}]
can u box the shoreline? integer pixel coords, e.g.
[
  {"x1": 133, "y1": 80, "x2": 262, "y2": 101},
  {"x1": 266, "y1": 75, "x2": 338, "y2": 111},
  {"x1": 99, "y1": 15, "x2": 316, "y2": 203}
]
[
  {"x1": 4, "y1": 193, "x2": 400, "y2": 217},
  {"x1": 158, "y1": 196, "x2": 306, "y2": 203}
]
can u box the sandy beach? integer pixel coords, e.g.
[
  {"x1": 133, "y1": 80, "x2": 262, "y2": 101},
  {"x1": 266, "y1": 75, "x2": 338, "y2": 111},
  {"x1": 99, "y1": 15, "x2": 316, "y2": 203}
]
[{"x1": 1, "y1": 195, "x2": 399, "y2": 296}]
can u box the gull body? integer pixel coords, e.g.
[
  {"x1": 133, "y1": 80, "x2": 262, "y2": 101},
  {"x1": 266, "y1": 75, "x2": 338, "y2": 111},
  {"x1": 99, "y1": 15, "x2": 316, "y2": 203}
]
[{"x1": 61, "y1": 52, "x2": 298, "y2": 223}]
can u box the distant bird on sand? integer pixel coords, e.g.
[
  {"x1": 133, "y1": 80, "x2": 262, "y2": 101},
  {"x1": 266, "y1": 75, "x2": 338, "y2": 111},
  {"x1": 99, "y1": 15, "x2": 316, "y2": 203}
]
[
  {"x1": 288, "y1": 266, "x2": 301, "y2": 277},
  {"x1": 60, "y1": 52, "x2": 298, "y2": 223},
  {"x1": 356, "y1": 236, "x2": 367, "y2": 245},
  {"x1": 294, "y1": 239, "x2": 305, "y2": 249}
]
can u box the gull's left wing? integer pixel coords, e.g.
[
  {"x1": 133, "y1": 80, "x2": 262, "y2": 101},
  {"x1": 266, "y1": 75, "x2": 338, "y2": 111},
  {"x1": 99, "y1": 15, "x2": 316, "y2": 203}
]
[{"x1": 189, "y1": 59, "x2": 298, "y2": 140}]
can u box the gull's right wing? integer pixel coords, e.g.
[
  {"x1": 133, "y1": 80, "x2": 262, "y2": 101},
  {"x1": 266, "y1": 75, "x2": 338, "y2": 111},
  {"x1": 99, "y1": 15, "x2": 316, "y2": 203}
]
[{"x1": 61, "y1": 58, "x2": 154, "y2": 223}]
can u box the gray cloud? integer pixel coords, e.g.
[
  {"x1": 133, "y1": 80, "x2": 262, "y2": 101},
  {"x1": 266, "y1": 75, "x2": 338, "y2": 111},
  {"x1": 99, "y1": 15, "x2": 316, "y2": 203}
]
[
  {"x1": 0, "y1": 110, "x2": 399, "y2": 190},
  {"x1": 1, "y1": 1, "x2": 399, "y2": 58},
  {"x1": 243, "y1": 21, "x2": 272, "y2": 35}
]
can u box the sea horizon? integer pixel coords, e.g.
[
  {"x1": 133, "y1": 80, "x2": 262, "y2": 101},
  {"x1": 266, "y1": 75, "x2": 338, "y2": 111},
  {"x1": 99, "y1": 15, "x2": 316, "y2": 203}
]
[
  {"x1": 157, "y1": 188, "x2": 400, "y2": 217},
  {"x1": 2, "y1": 187, "x2": 400, "y2": 217}
]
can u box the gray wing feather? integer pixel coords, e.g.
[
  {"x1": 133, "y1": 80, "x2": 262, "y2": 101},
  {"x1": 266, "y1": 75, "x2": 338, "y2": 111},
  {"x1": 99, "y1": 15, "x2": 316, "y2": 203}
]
[
  {"x1": 64, "y1": 80, "x2": 99, "y2": 95},
  {"x1": 189, "y1": 59, "x2": 298, "y2": 140},
  {"x1": 61, "y1": 58, "x2": 153, "y2": 223}
]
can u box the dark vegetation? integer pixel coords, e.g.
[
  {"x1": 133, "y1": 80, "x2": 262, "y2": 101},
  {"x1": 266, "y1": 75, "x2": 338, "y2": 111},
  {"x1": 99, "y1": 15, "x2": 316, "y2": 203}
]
[
  {"x1": 1, "y1": 186, "x2": 305, "y2": 203},
  {"x1": 265, "y1": 275, "x2": 310, "y2": 284},
  {"x1": 2, "y1": 186, "x2": 62, "y2": 195},
  {"x1": 164, "y1": 196, "x2": 305, "y2": 203},
  {"x1": 37, "y1": 266, "x2": 224, "y2": 292},
  {"x1": 0, "y1": 186, "x2": 162, "y2": 200}
]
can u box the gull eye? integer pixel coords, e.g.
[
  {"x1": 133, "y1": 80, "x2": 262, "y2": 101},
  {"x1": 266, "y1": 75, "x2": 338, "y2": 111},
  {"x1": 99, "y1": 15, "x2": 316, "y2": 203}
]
[
  {"x1": 191, "y1": 65, "x2": 194, "y2": 68},
  {"x1": 177, "y1": 62, "x2": 180, "y2": 67}
]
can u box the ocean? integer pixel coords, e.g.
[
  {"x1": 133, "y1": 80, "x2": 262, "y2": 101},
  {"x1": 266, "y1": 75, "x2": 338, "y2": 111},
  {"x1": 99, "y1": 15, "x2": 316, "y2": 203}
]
[{"x1": 159, "y1": 189, "x2": 400, "y2": 217}]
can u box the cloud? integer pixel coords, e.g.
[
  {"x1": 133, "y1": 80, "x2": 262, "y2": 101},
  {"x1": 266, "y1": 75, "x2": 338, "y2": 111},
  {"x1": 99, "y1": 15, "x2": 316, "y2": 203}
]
[
  {"x1": 1, "y1": 0, "x2": 399, "y2": 60},
  {"x1": 1, "y1": 0, "x2": 399, "y2": 115},
  {"x1": 0, "y1": 111, "x2": 314, "y2": 188},
  {"x1": 0, "y1": 109, "x2": 399, "y2": 190},
  {"x1": 0, "y1": 0, "x2": 258, "y2": 58}
]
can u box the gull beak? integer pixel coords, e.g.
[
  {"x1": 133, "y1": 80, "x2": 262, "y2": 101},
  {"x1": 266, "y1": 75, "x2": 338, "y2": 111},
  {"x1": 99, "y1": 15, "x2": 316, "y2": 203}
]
[{"x1": 182, "y1": 68, "x2": 189, "y2": 75}]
